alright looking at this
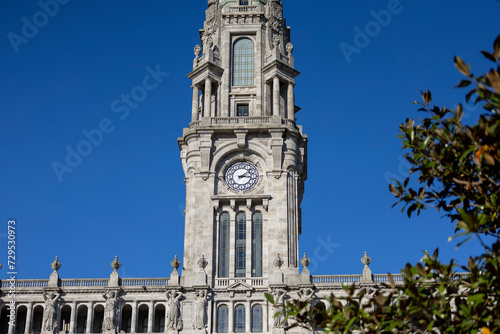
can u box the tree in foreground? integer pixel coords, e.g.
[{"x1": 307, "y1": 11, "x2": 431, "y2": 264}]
[{"x1": 268, "y1": 35, "x2": 500, "y2": 333}]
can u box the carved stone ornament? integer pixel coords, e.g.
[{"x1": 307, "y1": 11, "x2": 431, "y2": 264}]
[
  {"x1": 273, "y1": 254, "x2": 284, "y2": 269},
  {"x1": 420, "y1": 250, "x2": 431, "y2": 263},
  {"x1": 42, "y1": 291, "x2": 61, "y2": 332},
  {"x1": 51, "y1": 256, "x2": 61, "y2": 272},
  {"x1": 361, "y1": 252, "x2": 371, "y2": 267},
  {"x1": 300, "y1": 253, "x2": 310, "y2": 269},
  {"x1": 171, "y1": 255, "x2": 181, "y2": 272},
  {"x1": 111, "y1": 256, "x2": 121, "y2": 271},
  {"x1": 197, "y1": 255, "x2": 208, "y2": 270}
]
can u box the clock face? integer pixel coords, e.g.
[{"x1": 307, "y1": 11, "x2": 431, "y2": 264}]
[{"x1": 225, "y1": 162, "x2": 259, "y2": 192}]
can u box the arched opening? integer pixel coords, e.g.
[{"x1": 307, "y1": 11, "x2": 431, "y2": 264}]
[
  {"x1": 137, "y1": 304, "x2": 149, "y2": 333},
  {"x1": 232, "y1": 38, "x2": 254, "y2": 87},
  {"x1": 218, "y1": 212, "x2": 230, "y2": 278},
  {"x1": 252, "y1": 212, "x2": 263, "y2": 277},
  {"x1": 0, "y1": 305, "x2": 9, "y2": 334},
  {"x1": 59, "y1": 305, "x2": 71, "y2": 333},
  {"x1": 251, "y1": 304, "x2": 263, "y2": 333},
  {"x1": 234, "y1": 304, "x2": 246, "y2": 333},
  {"x1": 216, "y1": 305, "x2": 228, "y2": 333},
  {"x1": 15, "y1": 305, "x2": 27, "y2": 334},
  {"x1": 32, "y1": 306, "x2": 44, "y2": 334},
  {"x1": 76, "y1": 305, "x2": 88, "y2": 334},
  {"x1": 93, "y1": 305, "x2": 104, "y2": 334},
  {"x1": 235, "y1": 212, "x2": 247, "y2": 278},
  {"x1": 120, "y1": 305, "x2": 132, "y2": 333},
  {"x1": 154, "y1": 304, "x2": 165, "y2": 333}
]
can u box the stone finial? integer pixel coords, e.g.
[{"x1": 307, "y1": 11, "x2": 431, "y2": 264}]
[
  {"x1": 171, "y1": 255, "x2": 181, "y2": 272},
  {"x1": 361, "y1": 252, "x2": 371, "y2": 267},
  {"x1": 194, "y1": 45, "x2": 202, "y2": 58},
  {"x1": 197, "y1": 255, "x2": 208, "y2": 270},
  {"x1": 273, "y1": 254, "x2": 284, "y2": 269},
  {"x1": 286, "y1": 42, "x2": 293, "y2": 55},
  {"x1": 420, "y1": 250, "x2": 431, "y2": 263},
  {"x1": 111, "y1": 256, "x2": 121, "y2": 271},
  {"x1": 51, "y1": 256, "x2": 62, "y2": 272},
  {"x1": 300, "y1": 253, "x2": 310, "y2": 269}
]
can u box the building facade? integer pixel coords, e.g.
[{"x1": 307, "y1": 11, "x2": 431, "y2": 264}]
[{"x1": 0, "y1": 1, "x2": 412, "y2": 334}]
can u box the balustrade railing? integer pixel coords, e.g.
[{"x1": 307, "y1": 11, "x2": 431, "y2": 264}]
[
  {"x1": 211, "y1": 116, "x2": 272, "y2": 125},
  {"x1": 121, "y1": 278, "x2": 170, "y2": 287},
  {"x1": 1, "y1": 279, "x2": 49, "y2": 288},
  {"x1": 214, "y1": 277, "x2": 266, "y2": 287},
  {"x1": 372, "y1": 274, "x2": 404, "y2": 283},
  {"x1": 311, "y1": 275, "x2": 362, "y2": 285},
  {"x1": 229, "y1": 5, "x2": 259, "y2": 13},
  {"x1": 61, "y1": 279, "x2": 109, "y2": 288}
]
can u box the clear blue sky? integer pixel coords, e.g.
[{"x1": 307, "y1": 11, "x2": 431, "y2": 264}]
[{"x1": 1, "y1": 0, "x2": 499, "y2": 280}]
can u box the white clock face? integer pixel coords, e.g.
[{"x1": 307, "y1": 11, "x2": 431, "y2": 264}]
[{"x1": 225, "y1": 162, "x2": 259, "y2": 192}]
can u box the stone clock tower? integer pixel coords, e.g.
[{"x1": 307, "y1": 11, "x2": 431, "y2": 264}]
[{"x1": 178, "y1": 0, "x2": 307, "y2": 289}]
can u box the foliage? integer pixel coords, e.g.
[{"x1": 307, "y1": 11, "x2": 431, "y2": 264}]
[{"x1": 270, "y1": 35, "x2": 500, "y2": 333}]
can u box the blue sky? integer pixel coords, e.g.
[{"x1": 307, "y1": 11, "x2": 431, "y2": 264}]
[{"x1": 1, "y1": 0, "x2": 499, "y2": 280}]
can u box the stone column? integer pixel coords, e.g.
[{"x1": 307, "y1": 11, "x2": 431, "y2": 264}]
[
  {"x1": 228, "y1": 301, "x2": 235, "y2": 333},
  {"x1": 24, "y1": 303, "x2": 33, "y2": 334},
  {"x1": 86, "y1": 302, "x2": 94, "y2": 334},
  {"x1": 192, "y1": 85, "x2": 199, "y2": 122},
  {"x1": 273, "y1": 77, "x2": 280, "y2": 116},
  {"x1": 287, "y1": 82, "x2": 295, "y2": 120},
  {"x1": 69, "y1": 302, "x2": 77, "y2": 334},
  {"x1": 204, "y1": 78, "x2": 212, "y2": 118},
  {"x1": 245, "y1": 302, "x2": 251, "y2": 333},
  {"x1": 147, "y1": 302, "x2": 154, "y2": 333},
  {"x1": 131, "y1": 301, "x2": 138, "y2": 334},
  {"x1": 262, "y1": 302, "x2": 268, "y2": 333}
]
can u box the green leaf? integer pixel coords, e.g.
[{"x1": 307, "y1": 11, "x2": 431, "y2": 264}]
[
  {"x1": 265, "y1": 293, "x2": 275, "y2": 304},
  {"x1": 454, "y1": 56, "x2": 470, "y2": 77},
  {"x1": 494, "y1": 34, "x2": 500, "y2": 60}
]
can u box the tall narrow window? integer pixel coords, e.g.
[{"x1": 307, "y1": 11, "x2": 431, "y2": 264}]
[
  {"x1": 235, "y1": 212, "x2": 246, "y2": 278},
  {"x1": 240, "y1": 0, "x2": 249, "y2": 5},
  {"x1": 234, "y1": 305, "x2": 246, "y2": 333},
  {"x1": 218, "y1": 213, "x2": 230, "y2": 277},
  {"x1": 252, "y1": 212, "x2": 263, "y2": 277},
  {"x1": 217, "y1": 305, "x2": 229, "y2": 333},
  {"x1": 233, "y1": 39, "x2": 254, "y2": 86},
  {"x1": 251, "y1": 305, "x2": 263, "y2": 333}
]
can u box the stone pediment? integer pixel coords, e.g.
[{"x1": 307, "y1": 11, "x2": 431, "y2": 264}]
[{"x1": 226, "y1": 281, "x2": 254, "y2": 297}]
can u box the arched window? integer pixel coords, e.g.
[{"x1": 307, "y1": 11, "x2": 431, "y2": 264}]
[
  {"x1": 251, "y1": 305, "x2": 263, "y2": 333},
  {"x1": 219, "y1": 212, "x2": 230, "y2": 278},
  {"x1": 233, "y1": 39, "x2": 254, "y2": 86},
  {"x1": 252, "y1": 212, "x2": 263, "y2": 277},
  {"x1": 235, "y1": 212, "x2": 247, "y2": 277},
  {"x1": 234, "y1": 305, "x2": 246, "y2": 333},
  {"x1": 217, "y1": 305, "x2": 229, "y2": 333}
]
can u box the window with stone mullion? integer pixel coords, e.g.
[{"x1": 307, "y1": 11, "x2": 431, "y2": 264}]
[
  {"x1": 234, "y1": 305, "x2": 246, "y2": 333},
  {"x1": 232, "y1": 39, "x2": 254, "y2": 86},
  {"x1": 218, "y1": 213, "x2": 230, "y2": 278},
  {"x1": 252, "y1": 212, "x2": 263, "y2": 277},
  {"x1": 235, "y1": 212, "x2": 247, "y2": 278}
]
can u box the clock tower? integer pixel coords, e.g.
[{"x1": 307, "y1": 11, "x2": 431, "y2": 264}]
[{"x1": 178, "y1": 0, "x2": 307, "y2": 289}]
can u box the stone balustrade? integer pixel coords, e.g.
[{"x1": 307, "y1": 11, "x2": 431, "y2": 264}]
[{"x1": 227, "y1": 5, "x2": 262, "y2": 13}]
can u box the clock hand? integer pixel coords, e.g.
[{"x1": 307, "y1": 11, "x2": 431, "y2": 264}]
[{"x1": 238, "y1": 173, "x2": 251, "y2": 179}]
